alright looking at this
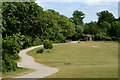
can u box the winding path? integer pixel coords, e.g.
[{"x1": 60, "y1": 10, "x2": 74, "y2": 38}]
[
  {"x1": 13, "y1": 45, "x2": 59, "y2": 79},
  {"x1": 5, "y1": 42, "x2": 77, "y2": 80}
]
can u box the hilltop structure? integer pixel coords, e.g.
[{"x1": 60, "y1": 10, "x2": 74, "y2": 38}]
[{"x1": 84, "y1": 35, "x2": 92, "y2": 41}]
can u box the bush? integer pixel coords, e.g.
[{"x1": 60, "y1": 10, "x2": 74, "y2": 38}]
[
  {"x1": 95, "y1": 32, "x2": 105, "y2": 41},
  {"x1": 37, "y1": 48, "x2": 44, "y2": 53},
  {"x1": 33, "y1": 37, "x2": 43, "y2": 46},
  {"x1": 10, "y1": 53, "x2": 19, "y2": 60},
  {"x1": 2, "y1": 57, "x2": 18, "y2": 72},
  {"x1": 2, "y1": 33, "x2": 25, "y2": 72},
  {"x1": 43, "y1": 40, "x2": 53, "y2": 49},
  {"x1": 104, "y1": 36, "x2": 112, "y2": 41},
  {"x1": 23, "y1": 36, "x2": 33, "y2": 49}
]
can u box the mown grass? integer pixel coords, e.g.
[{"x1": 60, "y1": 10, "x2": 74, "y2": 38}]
[
  {"x1": 2, "y1": 67, "x2": 35, "y2": 78},
  {"x1": 27, "y1": 41, "x2": 118, "y2": 78}
]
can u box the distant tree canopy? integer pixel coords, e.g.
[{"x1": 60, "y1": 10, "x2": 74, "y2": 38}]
[
  {"x1": 72, "y1": 10, "x2": 119, "y2": 41},
  {"x1": 70, "y1": 10, "x2": 85, "y2": 40},
  {"x1": 71, "y1": 10, "x2": 85, "y2": 25},
  {"x1": 84, "y1": 21, "x2": 99, "y2": 35},
  {"x1": 109, "y1": 21, "x2": 120, "y2": 40},
  {"x1": 97, "y1": 10, "x2": 115, "y2": 24}
]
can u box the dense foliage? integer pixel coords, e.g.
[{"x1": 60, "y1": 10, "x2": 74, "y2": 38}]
[
  {"x1": 2, "y1": 2, "x2": 119, "y2": 73},
  {"x1": 71, "y1": 10, "x2": 120, "y2": 41},
  {"x1": 43, "y1": 40, "x2": 53, "y2": 49},
  {"x1": 2, "y1": 2, "x2": 75, "y2": 72}
]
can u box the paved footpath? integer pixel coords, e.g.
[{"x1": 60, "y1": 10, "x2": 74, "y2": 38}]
[
  {"x1": 5, "y1": 45, "x2": 59, "y2": 80},
  {"x1": 3, "y1": 41, "x2": 78, "y2": 80}
]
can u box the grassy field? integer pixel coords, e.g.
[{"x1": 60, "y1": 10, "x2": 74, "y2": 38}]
[
  {"x1": 27, "y1": 41, "x2": 118, "y2": 78},
  {"x1": 2, "y1": 67, "x2": 35, "y2": 78}
]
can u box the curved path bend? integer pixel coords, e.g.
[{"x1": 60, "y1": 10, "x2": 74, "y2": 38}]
[
  {"x1": 5, "y1": 42, "x2": 77, "y2": 80},
  {"x1": 14, "y1": 45, "x2": 59, "y2": 79}
]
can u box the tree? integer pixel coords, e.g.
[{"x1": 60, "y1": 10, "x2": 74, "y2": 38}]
[
  {"x1": 71, "y1": 10, "x2": 85, "y2": 25},
  {"x1": 43, "y1": 40, "x2": 53, "y2": 49},
  {"x1": 2, "y1": 2, "x2": 44, "y2": 72},
  {"x1": 97, "y1": 10, "x2": 115, "y2": 25},
  {"x1": 99, "y1": 21, "x2": 111, "y2": 33},
  {"x1": 2, "y1": 2, "x2": 44, "y2": 38},
  {"x1": 109, "y1": 21, "x2": 120, "y2": 40},
  {"x1": 84, "y1": 21, "x2": 99, "y2": 35},
  {"x1": 42, "y1": 9, "x2": 75, "y2": 41},
  {"x1": 72, "y1": 25, "x2": 85, "y2": 40}
]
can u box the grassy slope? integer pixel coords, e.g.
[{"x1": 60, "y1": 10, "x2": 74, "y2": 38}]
[
  {"x1": 27, "y1": 41, "x2": 118, "y2": 78},
  {"x1": 2, "y1": 67, "x2": 35, "y2": 78}
]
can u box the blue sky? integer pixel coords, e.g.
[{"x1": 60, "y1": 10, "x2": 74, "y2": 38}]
[{"x1": 35, "y1": 0, "x2": 119, "y2": 23}]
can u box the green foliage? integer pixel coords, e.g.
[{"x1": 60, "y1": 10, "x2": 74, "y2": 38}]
[
  {"x1": 72, "y1": 25, "x2": 85, "y2": 40},
  {"x1": 42, "y1": 10, "x2": 75, "y2": 40},
  {"x1": 2, "y1": 57, "x2": 17, "y2": 73},
  {"x1": 97, "y1": 10, "x2": 115, "y2": 24},
  {"x1": 2, "y1": 33, "x2": 25, "y2": 72},
  {"x1": 22, "y1": 36, "x2": 33, "y2": 49},
  {"x1": 95, "y1": 32, "x2": 105, "y2": 40},
  {"x1": 2, "y1": 2, "x2": 76, "y2": 73},
  {"x1": 3, "y1": 33, "x2": 25, "y2": 55},
  {"x1": 43, "y1": 40, "x2": 53, "y2": 49},
  {"x1": 109, "y1": 21, "x2": 120, "y2": 40},
  {"x1": 84, "y1": 21, "x2": 100, "y2": 35},
  {"x1": 37, "y1": 48, "x2": 44, "y2": 53},
  {"x1": 33, "y1": 37, "x2": 43, "y2": 46},
  {"x1": 2, "y1": 2, "x2": 44, "y2": 38},
  {"x1": 70, "y1": 10, "x2": 85, "y2": 40},
  {"x1": 104, "y1": 36, "x2": 112, "y2": 41},
  {"x1": 71, "y1": 10, "x2": 85, "y2": 25},
  {"x1": 99, "y1": 21, "x2": 111, "y2": 32},
  {"x1": 94, "y1": 32, "x2": 112, "y2": 41},
  {"x1": 95, "y1": 10, "x2": 120, "y2": 41}
]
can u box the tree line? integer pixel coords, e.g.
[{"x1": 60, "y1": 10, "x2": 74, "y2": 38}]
[{"x1": 2, "y1": 2, "x2": 120, "y2": 72}]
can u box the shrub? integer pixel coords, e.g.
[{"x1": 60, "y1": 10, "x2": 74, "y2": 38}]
[
  {"x1": 2, "y1": 57, "x2": 18, "y2": 72},
  {"x1": 37, "y1": 48, "x2": 44, "y2": 53},
  {"x1": 10, "y1": 53, "x2": 19, "y2": 60},
  {"x1": 2, "y1": 33, "x2": 25, "y2": 72},
  {"x1": 33, "y1": 37, "x2": 43, "y2": 46},
  {"x1": 23, "y1": 36, "x2": 33, "y2": 49},
  {"x1": 43, "y1": 40, "x2": 53, "y2": 49},
  {"x1": 104, "y1": 36, "x2": 112, "y2": 41},
  {"x1": 95, "y1": 32, "x2": 105, "y2": 41}
]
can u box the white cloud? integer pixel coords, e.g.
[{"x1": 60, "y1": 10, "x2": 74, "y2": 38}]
[
  {"x1": 83, "y1": 0, "x2": 119, "y2": 6},
  {"x1": 36, "y1": 0, "x2": 119, "y2": 7},
  {"x1": 36, "y1": 0, "x2": 119, "y2": 2},
  {"x1": 35, "y1": 0, "x2": 118, "y2": 22}
]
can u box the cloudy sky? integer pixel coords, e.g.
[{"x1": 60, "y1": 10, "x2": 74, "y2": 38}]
[{"x1": 35, "y1": 0, "x2": 119, "y2": 23}]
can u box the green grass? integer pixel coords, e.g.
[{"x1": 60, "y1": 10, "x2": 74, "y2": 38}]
[
  {"x1": 2, "y1": 67, "x2": 35, "y2": 78},
  {"x1": 27, "y1": 41, "x2": 118, "y2": 78}
]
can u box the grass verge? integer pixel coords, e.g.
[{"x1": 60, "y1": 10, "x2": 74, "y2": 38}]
[{"x1": 2, "y1": 67, "x2": 35, "y2": 78}]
